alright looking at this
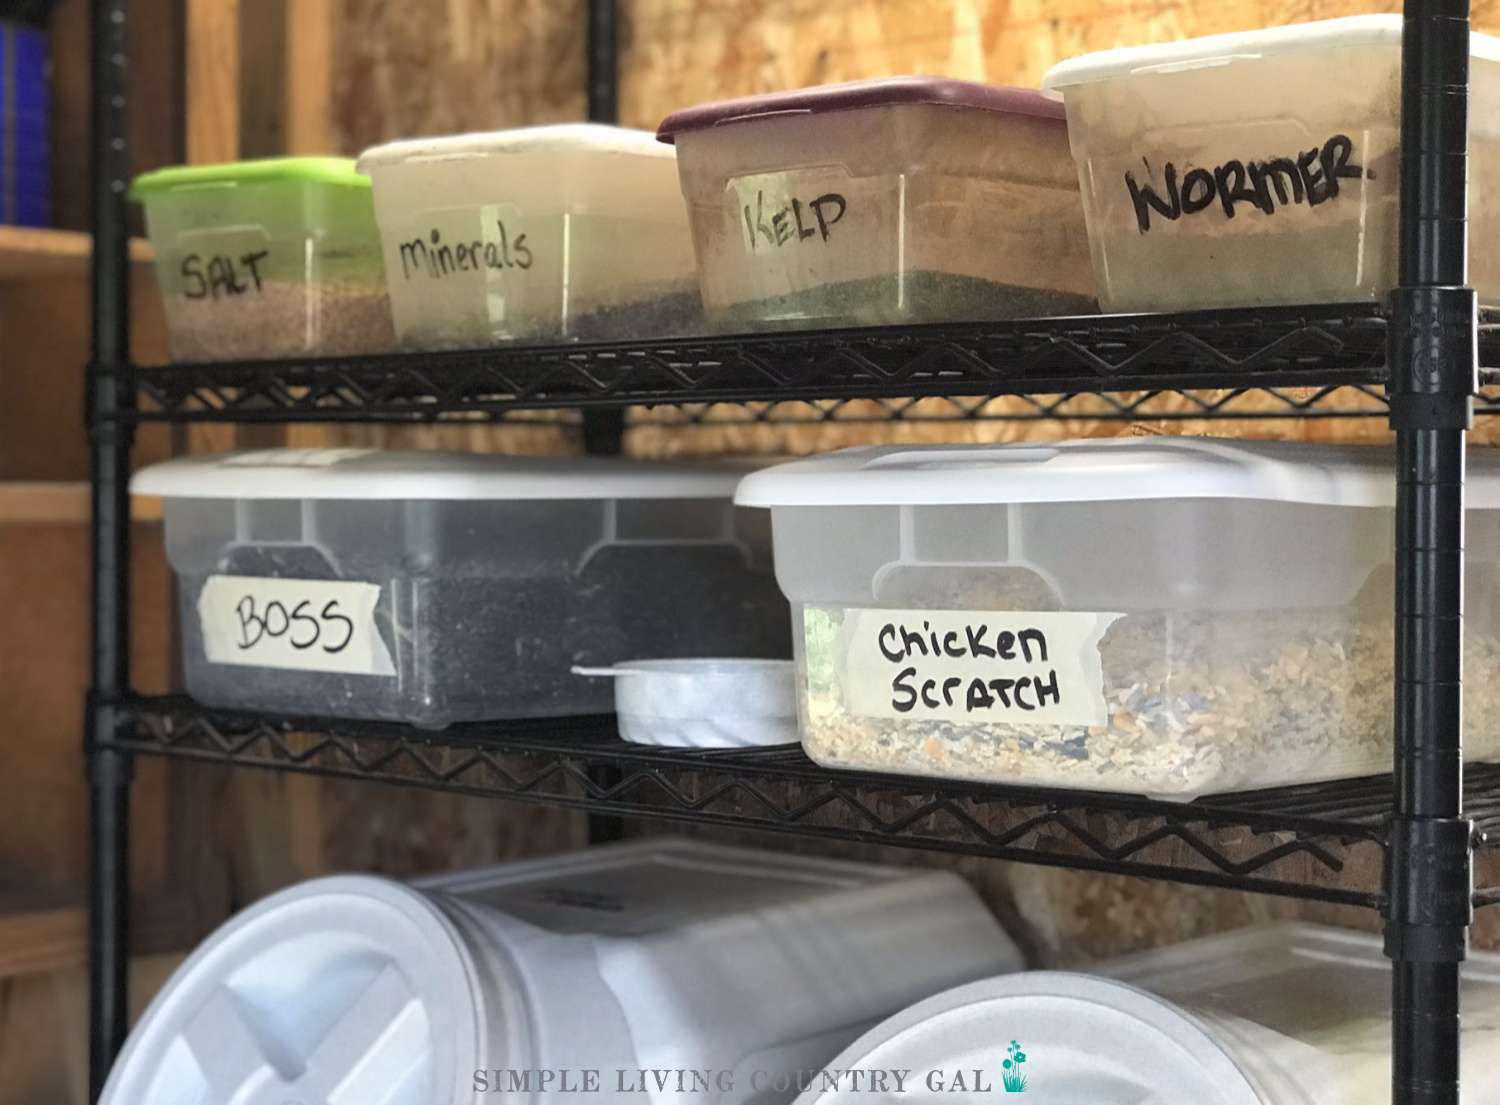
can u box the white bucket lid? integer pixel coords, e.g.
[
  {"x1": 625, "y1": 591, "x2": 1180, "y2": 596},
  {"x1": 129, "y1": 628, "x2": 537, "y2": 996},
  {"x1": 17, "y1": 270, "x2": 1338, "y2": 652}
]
[
  {"x1": 100, "y1": 875, "x2": 509, "y2": 1105},
  {"x1": 1042, "y1": 15, "x2": 1500, "y2": 92},
  {"x1": 131, "y1": 448, "x2": 748, "y2": 501},
  {"x1": 733, "y1": 438, "x2": 1500, "y2": 509},
  {"x1": 357, "y1": 122, "x2": 672, "y2": 173},
  {"x1": 792, "y1": 972, "x2": 1261, "y2": 1105}
]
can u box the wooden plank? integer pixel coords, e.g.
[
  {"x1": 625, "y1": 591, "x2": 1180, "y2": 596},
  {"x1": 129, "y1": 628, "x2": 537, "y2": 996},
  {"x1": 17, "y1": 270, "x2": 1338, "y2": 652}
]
[
  {"x1": 0, "y1": 272, "x2": 171, "y2": 481},
  {"x1": 186, "y1": 0, "x2": 241, "y2": 165},
  {"x1": 49, "y1": 0, "x2": 185, "y2": 233},
  {"x1": 239, "y1": 0, "x2": 287, "y2": 158},
  {"x1": 331, "y1": 0, "x2": 585, "y2": 153},
  {"x1": 0, "y1": 227, "x2": 152, "y2": 280},
  {"x1": 0, "y1": 892, "x2": 197, "y2": 982},
  {"x1": 47, "y1": 953, "x2": 188, "y2": 1105},
  {"x1": 0, "y1": 484, "x2": 162, "y2": 525},
  {"x1": 0, "y1": 908, "x2": 85, "y2": 980},
  {"x1": 286, "y1": 0, "x2": 334, "y2": 155},
  {"x1": 0, "y1": 524, "x2": 173, "y2": 891}
]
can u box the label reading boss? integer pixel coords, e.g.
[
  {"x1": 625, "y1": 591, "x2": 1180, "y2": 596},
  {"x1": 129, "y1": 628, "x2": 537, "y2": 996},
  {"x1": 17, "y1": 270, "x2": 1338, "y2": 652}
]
[
  {"x1": 829, "y1": 608, "x2": 1122, "y2": 726},
  {"x1": 197, "y1": 575, "x2": 396, "y2": 676}
]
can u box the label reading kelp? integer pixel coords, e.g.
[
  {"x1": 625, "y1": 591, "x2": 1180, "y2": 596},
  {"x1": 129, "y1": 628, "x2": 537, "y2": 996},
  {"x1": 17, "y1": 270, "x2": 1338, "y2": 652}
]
[{"x1": 731, "y1": 169, "x2": 849, "y2": 253}]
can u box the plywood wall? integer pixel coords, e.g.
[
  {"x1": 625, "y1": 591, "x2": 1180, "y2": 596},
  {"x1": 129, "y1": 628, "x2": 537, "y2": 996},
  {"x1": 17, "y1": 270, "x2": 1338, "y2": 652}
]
[{"x1": 332, "y1": 0, "x2": 1500, "y2": 157}]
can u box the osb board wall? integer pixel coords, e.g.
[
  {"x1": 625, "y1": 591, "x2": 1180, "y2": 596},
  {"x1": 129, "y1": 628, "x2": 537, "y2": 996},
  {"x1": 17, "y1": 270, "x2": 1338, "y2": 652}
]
[
  {"x1": 332, "y1": 0, "x2": 1500, "y2": 151},
  {"x1": 304, "y1": 0, "x2": 1500, "y2": 966}
]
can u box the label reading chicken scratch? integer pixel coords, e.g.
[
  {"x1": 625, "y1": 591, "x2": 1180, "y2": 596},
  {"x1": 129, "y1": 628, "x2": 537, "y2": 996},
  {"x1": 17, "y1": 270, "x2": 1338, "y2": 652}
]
[{"x1": 813, "y1": 607, "x2": 1122, "y2": 726}]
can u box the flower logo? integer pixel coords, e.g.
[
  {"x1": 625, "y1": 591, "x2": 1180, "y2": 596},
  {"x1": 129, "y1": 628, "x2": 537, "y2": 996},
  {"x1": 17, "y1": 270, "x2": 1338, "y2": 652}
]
[{"x1": 1002, "y1": 1040, "x2": 1027, "y2": 1092}]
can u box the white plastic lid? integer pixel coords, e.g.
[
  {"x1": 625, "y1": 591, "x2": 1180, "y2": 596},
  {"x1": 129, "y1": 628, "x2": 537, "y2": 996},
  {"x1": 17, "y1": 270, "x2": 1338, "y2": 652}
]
[
  {"x1": 733, "y1": 438, "x2": 1500, "y2": 509},
  {"x1": 131, "y1": 448, "x2": 748, "y2": 502},
  {"x1": 1042, "y1": 15, "x2": 1500, "y2": 92},
  {"x1": 792, "y1": 972, "x2": 1261, "y2": 1105},
  {"x1": 100, "y1": 876, "x2": 503, "y2": 1105},
  {"x1": 357, "y1": 122, "x2": 672, "y2": 173}
]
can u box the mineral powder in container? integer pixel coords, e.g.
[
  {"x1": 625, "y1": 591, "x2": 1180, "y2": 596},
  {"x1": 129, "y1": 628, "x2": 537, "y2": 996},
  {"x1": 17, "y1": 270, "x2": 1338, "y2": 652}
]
[{"x1": 357, "y1": 124, "x2": 703, "y2": 347}]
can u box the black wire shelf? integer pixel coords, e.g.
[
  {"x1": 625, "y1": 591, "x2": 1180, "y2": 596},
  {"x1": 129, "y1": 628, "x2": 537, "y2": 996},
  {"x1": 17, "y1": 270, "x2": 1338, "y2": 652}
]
[
  {"x1": 109, "y1": 694, "x2": 1500, "y2": 910},
  {"x1": 107, "y1": 303, "x2": 1500, "y2": 425}
]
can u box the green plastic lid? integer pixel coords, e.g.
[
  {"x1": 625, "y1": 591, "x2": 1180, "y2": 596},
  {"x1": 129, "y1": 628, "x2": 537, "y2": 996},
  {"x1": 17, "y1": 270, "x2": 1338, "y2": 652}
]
[{"x1": 130, "y1": 157, "x2": 370, "y2": 200}]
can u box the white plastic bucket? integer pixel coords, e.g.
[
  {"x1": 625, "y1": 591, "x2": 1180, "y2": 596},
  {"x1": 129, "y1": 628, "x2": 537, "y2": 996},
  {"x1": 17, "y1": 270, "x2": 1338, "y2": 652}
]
[
  {"x1": 101, "y1": 839, "x2": 1022, "y2": 1105},
  {"x1": 793, "y1": 923, "x2": 1500, "y2": 1105}
]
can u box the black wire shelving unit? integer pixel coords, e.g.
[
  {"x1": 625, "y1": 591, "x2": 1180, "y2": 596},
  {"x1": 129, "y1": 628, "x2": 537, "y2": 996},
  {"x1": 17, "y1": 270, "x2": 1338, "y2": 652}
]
[{"x1": 81, "y1": 0, "x2": 1486, "y2": 1103}]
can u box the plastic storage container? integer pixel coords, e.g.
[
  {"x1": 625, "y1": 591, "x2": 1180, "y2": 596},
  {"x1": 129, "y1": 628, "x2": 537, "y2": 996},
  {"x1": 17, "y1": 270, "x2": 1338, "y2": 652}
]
[
  {"x1": 131, "y1": 158, "x2": 395, "y2": 361},
  {"x1": 100, "y1": 838, "x2": 1024, "y2": 1105},
  {"x1": 356, "y1": 124, "x2": 701, "y2": 347},
  {"x1": 133, "y1": 448, "x2": 789, "y2": 728},
  {"x1": 1040, "y1": 16, "x2": 1500, "y2": 312},
  {"x1": 793, "y1": 923, "x2": 1500, "y2": 1105},
  {"x1": 574, "y1": 659, "x2": 799, "y2": 748},
  {"x1": 734, "y1": 438, "x2": 1500, "y2": 797},
  {"x1": 657, "y1": 77, "x2": 1096, "y2": 330}
]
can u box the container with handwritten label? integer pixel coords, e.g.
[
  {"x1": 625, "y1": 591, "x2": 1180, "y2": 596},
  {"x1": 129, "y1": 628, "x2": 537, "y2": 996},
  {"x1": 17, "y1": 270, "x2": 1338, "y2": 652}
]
[
  {"x1": 131, "y1": 158, "x2": 395, "y2": 361},
  {"x1": 736, "y1": 439, "x2": 1500, "y2": 798},
  {"x1": 659, "y1": 77, "x2": 1097, "y2": 330},
  {"x1": 131, "y1": 449, "x2": 790, "y2": 728},
  {"x1": 1042, "y1": 16, "x2": 1500, "y2": 311},
  {"x1": 357, "y1": 124, "x2": 703, "y2": 348}
]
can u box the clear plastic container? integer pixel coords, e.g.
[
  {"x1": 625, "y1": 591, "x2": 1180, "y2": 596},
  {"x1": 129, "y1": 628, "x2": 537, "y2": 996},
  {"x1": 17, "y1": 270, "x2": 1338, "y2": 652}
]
[
  {"x1": 794, "y1": 923, "x2": 1500, "y2": 1105},
  {"x1": 132, "y1": 448, "x2": 789, "y2": 728},
  {"x1": 356, "y1": 124, "x2": 702, "y2": 347},
  {"x1": 1041, "y1": 16, "x2": 1500, "y2": 312},
  {"x1": 130, "y1": 158, "x2": 395, "y2": 360},
  {"x1": 734, "y1": 438, "x2": 1500, "y2": 797},
  {"x1": 100, "y1": 838, "x2": 1024, "y2": 1105},
  {"x1": 657, "y1": 77, "x2": 1096, "y2": 330}
]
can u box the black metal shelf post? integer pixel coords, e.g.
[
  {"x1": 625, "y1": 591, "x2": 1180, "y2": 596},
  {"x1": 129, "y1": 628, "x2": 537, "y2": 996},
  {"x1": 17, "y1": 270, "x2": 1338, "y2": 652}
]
[
  {"x1": 1386, "y1": 3, "x2": 1478, "y2": 1104},
  {"x1": 86, "y1": 0, "x2": 133, "y2": 1099},
  {"x1": 80, "y1": 0, "x2": 1487, "y2": 1101},
  {"x1": 582, "y1": 0, "x2": 628, "y2": 846}
]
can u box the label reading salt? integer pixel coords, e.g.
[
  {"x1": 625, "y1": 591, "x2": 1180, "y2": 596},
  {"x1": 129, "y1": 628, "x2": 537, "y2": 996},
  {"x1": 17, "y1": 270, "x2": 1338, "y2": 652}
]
[
  {"x1": 826, "y1": 608, "x2": 1123, "y2": 726},
  {"x1": 197, "y1": 575, "x2": 396, "y2": 677},
  {"x1": 175, "y1": 228, "x2": 274, "y2": 302}
]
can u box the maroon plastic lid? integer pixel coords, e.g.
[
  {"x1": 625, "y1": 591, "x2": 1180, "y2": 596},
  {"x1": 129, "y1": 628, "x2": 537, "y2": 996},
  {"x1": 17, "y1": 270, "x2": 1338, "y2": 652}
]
[{"x1": 656, "y1": 76, "x2": 1065, "y2": 143}]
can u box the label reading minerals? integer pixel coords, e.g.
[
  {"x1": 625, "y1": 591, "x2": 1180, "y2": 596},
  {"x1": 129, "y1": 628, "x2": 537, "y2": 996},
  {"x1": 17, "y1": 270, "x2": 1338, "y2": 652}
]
[
  {"x1": 822, "y1": 608, "x2": 1123, "y2": 726},
  {"x1": 197, "y1": 575, "x2": 396, "y2": 676}
]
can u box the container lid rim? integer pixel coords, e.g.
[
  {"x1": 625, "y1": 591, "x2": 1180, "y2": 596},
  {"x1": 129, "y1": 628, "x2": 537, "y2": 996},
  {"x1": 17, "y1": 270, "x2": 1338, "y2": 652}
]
[
  {"x1": 356, "y1": 123, "x2": 674, "y2": 172},
  {"x1": 1041, "y1": 14, "x2": 1500, "y2": 93},
  {"x1": 130, "y1": 157, "x2": 369, "y2": 199},
  {"x1": 656, "y1": 77, "x2": 1065, "y2": 143},
  {"x1": 131, "y1": 447, "x2": 756, "y2": 501},
  {"x1": 732, "y1": 438, "x2": 1500, "y2": 509}
]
